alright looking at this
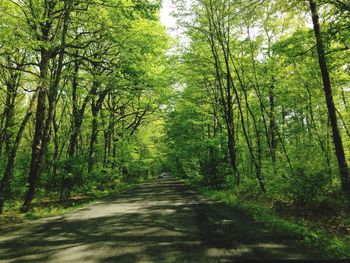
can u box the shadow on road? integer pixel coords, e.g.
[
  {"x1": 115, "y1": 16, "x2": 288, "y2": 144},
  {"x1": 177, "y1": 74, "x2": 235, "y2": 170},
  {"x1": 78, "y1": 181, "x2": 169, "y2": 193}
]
[{"x1": 0, "y1": 178, "x2": 343, "y2": 262}]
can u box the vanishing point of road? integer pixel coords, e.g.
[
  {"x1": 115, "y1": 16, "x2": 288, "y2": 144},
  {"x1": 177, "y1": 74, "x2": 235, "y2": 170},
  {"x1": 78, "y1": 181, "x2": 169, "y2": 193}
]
[{"x1": 0, "y1": 177, "x2": 336, "y2": 262}]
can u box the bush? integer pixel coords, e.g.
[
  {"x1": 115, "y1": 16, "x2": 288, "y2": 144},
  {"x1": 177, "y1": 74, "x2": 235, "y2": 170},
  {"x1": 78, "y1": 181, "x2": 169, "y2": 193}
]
[{"x1": 286, "y1": 167, "x2": 332, "y2": 210}]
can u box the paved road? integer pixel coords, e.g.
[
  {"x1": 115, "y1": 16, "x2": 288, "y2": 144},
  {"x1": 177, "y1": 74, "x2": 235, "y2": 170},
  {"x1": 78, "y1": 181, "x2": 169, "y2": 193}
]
[{"x1": 0, "y1": 177, "x2": 331, "y2": 262}]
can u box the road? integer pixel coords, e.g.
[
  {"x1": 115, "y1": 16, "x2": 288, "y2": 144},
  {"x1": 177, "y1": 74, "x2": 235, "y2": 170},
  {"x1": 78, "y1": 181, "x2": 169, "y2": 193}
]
[{"x1": 0, "y1": 177, "x2": 330, "y2": 262}]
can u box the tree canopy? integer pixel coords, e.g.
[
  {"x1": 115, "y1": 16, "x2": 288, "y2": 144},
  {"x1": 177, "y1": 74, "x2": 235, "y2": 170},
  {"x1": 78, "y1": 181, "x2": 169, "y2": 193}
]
[{"x1": 0, "y1": 1, "x2": 349, "y2": 252}]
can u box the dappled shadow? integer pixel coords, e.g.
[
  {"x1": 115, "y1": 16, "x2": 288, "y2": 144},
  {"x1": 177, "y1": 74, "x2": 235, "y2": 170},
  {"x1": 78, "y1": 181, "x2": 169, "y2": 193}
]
[{"x1": 0, "y1": 178, "x2": 341, "y2": 262}]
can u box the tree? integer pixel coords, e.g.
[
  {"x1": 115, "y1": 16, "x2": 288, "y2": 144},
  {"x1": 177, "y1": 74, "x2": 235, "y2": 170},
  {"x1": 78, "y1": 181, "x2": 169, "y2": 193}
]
[
  {"x1": 309, "y1": 0, "x2": 350, "y2": 194},
  {"x1": 0, "y1": 0, "x2": 170, "y2": 212}
]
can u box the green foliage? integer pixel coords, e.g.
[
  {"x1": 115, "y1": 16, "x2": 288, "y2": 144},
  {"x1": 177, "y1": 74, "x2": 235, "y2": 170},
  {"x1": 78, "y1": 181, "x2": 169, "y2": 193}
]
[
  {"x1": 0, "y1": 0, "x2": 349, "y2": 258},
  {"x1": 0, "y1": 182, "x2": 140, "y2": 227},
  {"x1": 200, "y1": 187, "x2": 350, "y2": 259},
  {"x1": 286, "y1": 166, "x2": 332, "y2": 207},
  {"x1": 0, "y1": 0, "x2": 171, "y2": 213},
  {"x1": 163, "y1": 0, "x2": 350, "y2": 259}
]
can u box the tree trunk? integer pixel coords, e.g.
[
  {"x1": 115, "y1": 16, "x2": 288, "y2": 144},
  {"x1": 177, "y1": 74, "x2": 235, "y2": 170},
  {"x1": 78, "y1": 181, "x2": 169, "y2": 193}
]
[
  {"x1": 0, "y1": 93, "x2": 37, "y2": 213},
  {"x1": 22, "y1": 1, "x2": 71, "y2": 212},
  {"x1": 21, "y1": 51, "x2": 50, "y2": 213},
  {"x1": 88, "y1": 99, "x2": 99, "y2": 173},
  {"x1": 206, "y1": 7, "x2": 238, "y2": 179},
  {"x1": 269, "y1": 82, "x2": 277, "y2": 162},
  {"x1": 88, "y1": 77, "x2": 108, "y2": 172},
  {"x1": 309, "y1": 0, "x2": 350, "y2": 193}
]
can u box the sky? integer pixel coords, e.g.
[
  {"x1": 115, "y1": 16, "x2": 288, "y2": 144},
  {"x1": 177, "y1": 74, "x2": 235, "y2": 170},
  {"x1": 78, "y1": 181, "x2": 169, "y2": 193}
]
[
  {"x1": 160, "y1": 0, "x2": 192, "y2": 46},
  {"x1": 160, "y1": 0, "x2": 177, "y2": 37}
]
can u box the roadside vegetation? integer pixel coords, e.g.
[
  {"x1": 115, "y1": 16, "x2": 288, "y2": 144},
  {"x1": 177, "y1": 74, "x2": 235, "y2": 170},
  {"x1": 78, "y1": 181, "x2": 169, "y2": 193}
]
[
  {"x1": 198, "y1": 187, "x2": 350, "y2": 258},
  {"x1": 165, "y1": 0, "x2": 350, "y2": 259},
  {"x1": 0, "y1": 0, "x2": 169, "y2": 220},
  {"x1": 0, "y1": 0, "x2": 350, "y2": 259},
  {"x1": 0, "y1": 179, "x2": 141, "y2": 227}
]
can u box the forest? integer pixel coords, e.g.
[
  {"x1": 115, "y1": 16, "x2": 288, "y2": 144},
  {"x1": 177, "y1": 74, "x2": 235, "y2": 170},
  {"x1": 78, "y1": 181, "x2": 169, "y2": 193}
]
[
  {"x1": 0, "y1": 0, "x2": 350, "y2": 259},
  {"x1": 0, "y1": 0, "x2": 171, "y2": 214}
]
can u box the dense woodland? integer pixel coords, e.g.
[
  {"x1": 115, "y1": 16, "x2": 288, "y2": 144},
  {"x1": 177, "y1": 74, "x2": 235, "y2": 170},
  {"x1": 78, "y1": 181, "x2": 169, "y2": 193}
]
[
  {"x1": 0, "y1": 0, "x2": 350, "y2": 249},
  {"x1": 163, "y1": 1, "x2": 350, "y2": 250},
  {"x1": 166, "y1": 0, "x2": 350, "y2": 211},
  {"x1": 0, "y1": 0, "x2": 171, "y2": 213}
]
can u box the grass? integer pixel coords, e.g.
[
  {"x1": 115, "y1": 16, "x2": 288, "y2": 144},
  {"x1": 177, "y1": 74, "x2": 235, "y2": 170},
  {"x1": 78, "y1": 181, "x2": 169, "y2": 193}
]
[
  {"x1": 0, "y1": 199, "x2": 91, "y2": 228},
  {"x1": 197, "y1": 186, "x2": 350, "y2": 259},
  {"x1": 0, "y1": 181, "x2": 140, "y2": 228}
]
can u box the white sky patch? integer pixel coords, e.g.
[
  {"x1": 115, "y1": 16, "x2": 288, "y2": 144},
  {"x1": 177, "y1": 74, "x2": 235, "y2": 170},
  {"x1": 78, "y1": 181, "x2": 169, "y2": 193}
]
[
  {"x1": 160, "y1": 0, "x2": 192, "y2": 47},
  {"x1": 160, "y1": 0, "x2": 177, "y2": 37}
]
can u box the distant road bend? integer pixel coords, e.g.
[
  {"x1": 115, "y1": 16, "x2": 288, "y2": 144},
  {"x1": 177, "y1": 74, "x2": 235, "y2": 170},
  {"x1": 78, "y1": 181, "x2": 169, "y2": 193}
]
[{"x1": 0, "y1": 177, "x2": 337, "y2": 262}]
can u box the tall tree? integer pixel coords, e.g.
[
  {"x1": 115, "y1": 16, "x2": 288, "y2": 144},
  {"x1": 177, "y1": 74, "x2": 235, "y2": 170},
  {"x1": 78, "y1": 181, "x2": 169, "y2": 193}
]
[{"x1": 309, "y1": 0, "x2": 350, "y2": 194}]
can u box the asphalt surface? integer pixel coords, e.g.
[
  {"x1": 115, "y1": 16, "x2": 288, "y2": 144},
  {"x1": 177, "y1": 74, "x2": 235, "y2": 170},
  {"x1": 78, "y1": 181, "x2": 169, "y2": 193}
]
[{"x1": 0, "y1": 177, "x2": 333, "y2": 262}]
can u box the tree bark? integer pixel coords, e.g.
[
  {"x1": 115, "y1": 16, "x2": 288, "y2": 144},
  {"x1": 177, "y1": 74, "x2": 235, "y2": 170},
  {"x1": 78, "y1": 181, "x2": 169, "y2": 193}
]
[
  {"x1": 21, "y1": 51, "x2": 50, "y2": 213},
  {"x1": 0, "y1": 93, "x2": 37, "y2": 213},
  {"x1": 22, "y1": 1, "x2": 71, "y2": 212},
  {"x1": 206, "y1": 3, "x2": 238, "y2": 180},
  {"x1": 88, "y1": 80, "x2": 99, "y2": 173},
  {"x1": 309, "y1": 0, "x2": 350, "y2": 193},
  {"x1": 269, "y1": 82, "x2": 277, "y2": 162}
]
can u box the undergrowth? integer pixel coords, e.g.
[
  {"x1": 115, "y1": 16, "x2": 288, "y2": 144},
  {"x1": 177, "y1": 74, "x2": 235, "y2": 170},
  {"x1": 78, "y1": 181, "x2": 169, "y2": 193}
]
[
  {"x1": 198, "y1": 187, "x2": 350, "y2": 259},
  {"x1": 0, "y1": 181, "x2": 140, "y2": 228}
]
